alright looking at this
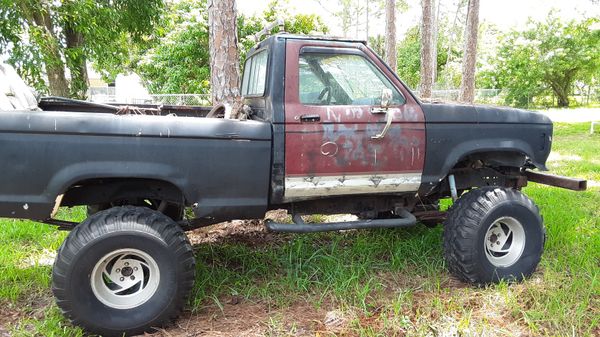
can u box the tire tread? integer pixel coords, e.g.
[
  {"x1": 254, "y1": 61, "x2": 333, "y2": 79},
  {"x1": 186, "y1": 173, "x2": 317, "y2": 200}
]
[
  {"x1": 52, "y1": 206, "x2": 195, "y2": 336},
  {"x1": 443, "y1": 187, "x2": 544, "y2": 284}
]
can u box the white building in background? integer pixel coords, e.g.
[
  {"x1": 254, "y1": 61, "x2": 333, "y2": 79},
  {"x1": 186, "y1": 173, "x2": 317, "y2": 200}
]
[
  {"x1": 88, "y1": 65, "x2": 211, "y2": 106},
  {"x1": 87, "y1": 66, "x2": 151, "y2": 104},
  {"x1": 114, "y1": 73, "x2": 152, "y2": 103}
]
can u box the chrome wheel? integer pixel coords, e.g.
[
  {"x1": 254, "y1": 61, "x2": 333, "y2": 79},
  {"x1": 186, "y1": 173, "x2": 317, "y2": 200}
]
[
  {"x1": 484, "y1": 216, "x2": 526, "y2": 267},
  {"x1": 91, "y1": 248, "x2": 160, "y2": 309}
]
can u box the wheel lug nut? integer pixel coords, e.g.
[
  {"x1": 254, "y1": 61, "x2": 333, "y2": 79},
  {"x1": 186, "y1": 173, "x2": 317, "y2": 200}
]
[
  {"x1": 116, "y1": 268, "x2": 120, "y2": 273},
  {"x1": 120, "y1": 277, "x2": 124, "y2": 281},
  {"x1": 124, "y1": 262, "x2": 129, "y2": 266},
  {"x1": 134, "y1": 267, "x2": 138, "y2": 271},
  {"x1": 130, "y1": 276, "x2": 135, "y2": 280},
  {"x1": 496, "y1": 241, "x2": 500, "y2": 245}
]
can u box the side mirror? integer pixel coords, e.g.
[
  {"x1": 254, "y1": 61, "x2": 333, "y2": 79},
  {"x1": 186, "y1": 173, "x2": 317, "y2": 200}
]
[{"x1": 381, "y1": 88, "x2": 393, "y2": 108}]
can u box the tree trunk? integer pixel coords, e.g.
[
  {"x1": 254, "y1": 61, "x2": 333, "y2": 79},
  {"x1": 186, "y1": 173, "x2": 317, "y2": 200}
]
[
  {"x1": 419, "y1": 0, "x2": 434, "y2": 99},
  {"x1": 208, "y1": 0, "x2": 241, "y2": 117},
  {"x1": 355, "y1": 4, "x2": 360, "y2": 38},
  {"x1": 550, "y1": 82, "x2": 570, "y2": 107},
  {"x1": 65, "y1": 24, "x2": 89, "y2": 99},
  {"x1": 557, "y1": 95, "x2": 569, "y2": 107},
  {"x1": 458, "y1": 0, "x2": 480, "y2": 103},
  {"x1": 24, "y1": 3, "x2": 70, "y2": 97},
  {"x1": 444, "y1": 1, "x2": 465, "y2": 85},
  {"x1": 340, "y1": 1, "x2": 352, "y2": 37},
  {"x1": 384, "y1": 0, "x2": 397, "y2": 72},
  {"x1": 365, "y1": 0, "x2": 370, "y2": 41},
  {"x1": 45, "y1": 57, "x2": 70, "y2": 98},
  {"x1": 432, "y1": 0, "x2": 440, "y2": 81}
]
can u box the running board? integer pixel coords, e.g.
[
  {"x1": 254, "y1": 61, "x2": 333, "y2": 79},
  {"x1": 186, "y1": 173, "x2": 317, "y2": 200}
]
[{"x1": 265, "y1": 209, "x2": 417, "y2": 233}]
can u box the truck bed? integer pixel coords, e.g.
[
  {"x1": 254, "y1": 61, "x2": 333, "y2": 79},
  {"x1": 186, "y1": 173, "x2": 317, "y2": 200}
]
[
  {"x1": 38, "y1": 97, "x2": 214, "y2": 118},
  {"x1": 0, "y1": 108, "x2": 272, "y2": 221}
]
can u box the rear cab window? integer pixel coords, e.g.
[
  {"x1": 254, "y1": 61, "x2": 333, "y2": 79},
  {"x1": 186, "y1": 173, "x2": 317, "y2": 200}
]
[{"x1": 241, "y1": 50, "x2": 268, "y2": 97}]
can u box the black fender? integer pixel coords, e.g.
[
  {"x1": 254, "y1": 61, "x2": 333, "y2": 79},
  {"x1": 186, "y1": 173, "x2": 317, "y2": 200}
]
[{"x1": 419, "y1": 103, "x2": 552, "y2": 195}]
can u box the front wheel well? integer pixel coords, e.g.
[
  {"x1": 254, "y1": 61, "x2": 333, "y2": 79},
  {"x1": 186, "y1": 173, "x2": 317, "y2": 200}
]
[
  {"x1": 431, "y1": 151, "x2": 529, "y2": 200},
  {"x1": 454, "y1": 150, "x2": 528, "y2": 170}
]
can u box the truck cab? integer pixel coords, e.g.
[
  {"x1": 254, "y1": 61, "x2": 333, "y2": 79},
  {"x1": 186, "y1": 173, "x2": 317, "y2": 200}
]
[{"x1": 243, "y1": 34, "x2": 425, "y2": 208}]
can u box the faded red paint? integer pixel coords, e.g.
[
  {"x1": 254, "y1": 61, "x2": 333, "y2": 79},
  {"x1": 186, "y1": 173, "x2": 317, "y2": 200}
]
[{"x1": 284, "y1": 39, "x2": 426, "y2": 178}]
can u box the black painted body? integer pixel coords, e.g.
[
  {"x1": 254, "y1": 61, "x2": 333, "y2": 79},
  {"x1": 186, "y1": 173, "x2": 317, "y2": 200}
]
[
  {"x1": 0, "y1": 110, "x2": 272, "y2": 220},
  {"x1": 419, "y1": 103, "x2": 552, "y2": 194},
  {"x1": 0, "y1": 34, "x2": 552, "y2": 223}
]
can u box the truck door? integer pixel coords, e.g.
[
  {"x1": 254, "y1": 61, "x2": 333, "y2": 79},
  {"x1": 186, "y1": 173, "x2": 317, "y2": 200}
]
[{"x1": 283, "y1": 40, "x2": 426, "y2": 201}]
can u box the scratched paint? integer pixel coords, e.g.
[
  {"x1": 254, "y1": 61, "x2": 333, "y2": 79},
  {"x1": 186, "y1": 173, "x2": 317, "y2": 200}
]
[{"x1": 286, "y1": 122, "x2": 424, "y2": 175}]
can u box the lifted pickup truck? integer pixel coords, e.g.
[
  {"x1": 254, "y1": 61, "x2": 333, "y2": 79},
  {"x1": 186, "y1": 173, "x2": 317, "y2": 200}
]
[{"x1": 0, "y1": 33, "x2": 586, "y2": 336}]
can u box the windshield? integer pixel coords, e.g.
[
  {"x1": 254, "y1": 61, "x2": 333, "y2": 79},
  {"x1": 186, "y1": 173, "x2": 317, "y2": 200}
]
[{"x1": 299, "y1": 53, "x2": 404, "y2": 106}]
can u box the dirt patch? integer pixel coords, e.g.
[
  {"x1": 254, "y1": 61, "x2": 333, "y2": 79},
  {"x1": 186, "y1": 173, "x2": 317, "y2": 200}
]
[
  {"x1": 0, "y1": 303, "x2": 27, "y2": 337},
  {"x1": 0, "y1": 292, "x2": 56, "y2": 336},
  {"x1": 145, "y1": 299, "x2": 333, "y2": 337},
  {"x1": 186, "y1": 210, "x2": 292, "y2": 248}
]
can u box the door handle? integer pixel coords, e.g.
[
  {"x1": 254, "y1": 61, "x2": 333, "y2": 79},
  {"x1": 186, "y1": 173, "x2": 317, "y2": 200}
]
[
  {"x1": 370, "y1": 107, "x2": 387, "y2": 114},
  {"x1": 372, "y1": 111, "x2": 394, "y2": 140},
  {"x1": 300, "y1": 114, "x2": 320, "y2": 122}
]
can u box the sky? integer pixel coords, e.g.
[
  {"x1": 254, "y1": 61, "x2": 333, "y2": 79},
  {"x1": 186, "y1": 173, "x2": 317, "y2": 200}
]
[{"x1": 238, "y1": 0, "x2": 600, "y2": 40}]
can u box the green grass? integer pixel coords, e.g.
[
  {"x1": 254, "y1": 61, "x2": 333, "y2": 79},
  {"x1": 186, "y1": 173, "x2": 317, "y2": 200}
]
[
  {"x1": 1, "y1": 123, "x2": 598, "y2": 336},
  {"x1": 0, "y1": 208, "x2": 84, "y2": 336},
  {"x1": 548, "y1": 123, "x2": 600, "y2": 182}
]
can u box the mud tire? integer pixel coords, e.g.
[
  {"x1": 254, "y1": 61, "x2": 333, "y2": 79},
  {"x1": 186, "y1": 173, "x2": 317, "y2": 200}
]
[
  {"x1": 443, "y1": 187, "x2": 545, "y2": 284},
  {"x1": 52, "y1": 206, "x2": 195, "y2": 336}
]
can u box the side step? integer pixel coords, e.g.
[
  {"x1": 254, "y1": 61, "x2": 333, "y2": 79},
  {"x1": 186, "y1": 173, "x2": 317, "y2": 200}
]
[{"x1": 265, "y1": 209, "x2": 417, "y2": 233}]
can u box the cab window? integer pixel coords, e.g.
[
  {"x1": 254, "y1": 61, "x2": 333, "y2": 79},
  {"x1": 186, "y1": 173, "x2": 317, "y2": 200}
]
[
  {"x1": 242, "y1": 50, "x2": 268, "y2": 96},
  {"x1": 299, "y1": 52, "x2": 404, "y2": 106}
]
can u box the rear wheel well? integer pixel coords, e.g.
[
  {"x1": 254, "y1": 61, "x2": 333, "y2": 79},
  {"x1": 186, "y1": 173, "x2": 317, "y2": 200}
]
[{"x1": 60, "y1": 178, "x2": 187, "y2": 220}]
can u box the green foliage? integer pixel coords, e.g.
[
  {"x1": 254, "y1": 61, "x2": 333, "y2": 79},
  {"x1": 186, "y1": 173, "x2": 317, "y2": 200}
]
[
  {"x1": 395, "y1": 25, "x2": 453, "y2": 90},
  {"x1": 137, "y1": 0, "x2": 329, "y2": 95},
  {"x1": 137, "y1": 0, "x2": 211, "y2": 94},
  {"x1": 368, "y1": 35, "x2": 385, "y2": 57},
  {"x1": 76, "y1": 0, "x2": 164, "y2": 82},
  {"x1": 0, "y1": 0, "x2": 164, "y2": 97},
  {"x1": 239, "y1": 0, "x2": 328, "y2": 64},
  {"x1": 395, "y1": 26, "x2": 421, "y2": 89},
  {"x1": 482, "y1": 15, "x2": 600, "y2": 107}
]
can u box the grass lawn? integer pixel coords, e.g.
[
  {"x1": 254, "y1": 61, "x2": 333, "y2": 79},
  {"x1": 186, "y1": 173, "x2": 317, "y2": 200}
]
[{"x1": 1, "y1": 123, "x2": 598, "y2": 336}]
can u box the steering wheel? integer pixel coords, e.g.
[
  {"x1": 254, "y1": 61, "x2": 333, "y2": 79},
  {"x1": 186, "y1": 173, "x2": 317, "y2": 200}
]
[{"x1": 318, "y1": 86, "x2": 332, "y2": 105}]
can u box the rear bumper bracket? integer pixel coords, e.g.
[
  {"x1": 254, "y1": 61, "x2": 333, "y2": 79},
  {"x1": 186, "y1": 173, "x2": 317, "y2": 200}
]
[{"x1": 525, "y1": 170, "x2": 587, "y2": 191}]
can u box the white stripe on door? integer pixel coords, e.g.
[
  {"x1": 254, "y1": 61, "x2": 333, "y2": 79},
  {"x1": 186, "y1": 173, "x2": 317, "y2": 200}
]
[{"x1": 284, "y1": 173, "x2": 421, "y2": 201}]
